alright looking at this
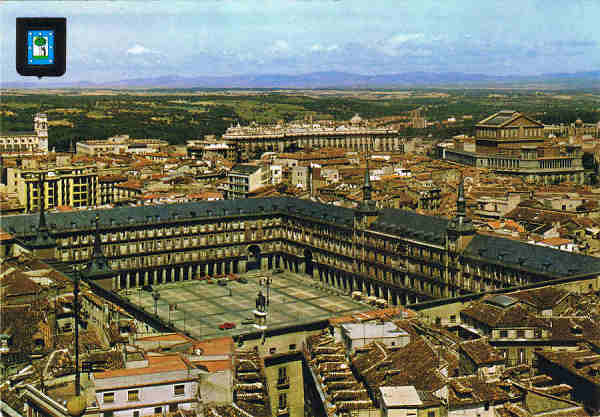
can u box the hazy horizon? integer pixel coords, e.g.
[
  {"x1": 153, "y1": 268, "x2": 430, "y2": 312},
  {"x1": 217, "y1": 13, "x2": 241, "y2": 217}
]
[{"x1": 3, "y1": 1, "x2": 600, "y2": 85}]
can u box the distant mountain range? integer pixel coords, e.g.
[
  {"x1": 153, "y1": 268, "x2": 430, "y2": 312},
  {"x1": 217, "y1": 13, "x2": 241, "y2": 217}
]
[{"x1": 3, "y1": 70, "x2": 600, "y2": 89}]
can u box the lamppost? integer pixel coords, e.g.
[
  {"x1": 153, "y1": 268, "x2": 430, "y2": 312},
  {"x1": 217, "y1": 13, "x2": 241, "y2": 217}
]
[
  {"x1": 0, "y1": 333, "x2": 9, "y2": 381},
  {"x1": 153, "y1": 291, "x2": 160, "y2": 316},
  {"x1": 168, "y1": 304, "x2": 177, "y2": 325},
  {"x1": 266, "y1": 276, "x2": 271, "y2": 306},
  {"x1": 66, "y1": 269, "x2": 86, "y2": 417},
  {"x1": 73, "y1": 270, "x2": 81, "y2": 396}
]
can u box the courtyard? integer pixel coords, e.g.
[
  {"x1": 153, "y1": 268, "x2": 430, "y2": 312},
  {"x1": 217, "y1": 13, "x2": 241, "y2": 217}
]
[{"x1": 125, "y1": 269, "x2": 371, "y2": 340}]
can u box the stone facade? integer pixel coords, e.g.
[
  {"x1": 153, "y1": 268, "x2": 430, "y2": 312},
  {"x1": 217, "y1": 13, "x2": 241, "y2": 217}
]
[
  {"x1": 222, "y1": 117, "x2": 402, "y2": 161},
  {"x1": 4, "y1": 195, "x2": 600, "y2": 307},
  {"x1": 0, "y1": 113, "x2": 48, "y2": 155},
  {"x1": 438, "y1": 111, "x2": 586, "y2": 185}
]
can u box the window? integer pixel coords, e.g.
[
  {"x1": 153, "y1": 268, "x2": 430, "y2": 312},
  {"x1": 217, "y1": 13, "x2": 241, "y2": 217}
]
[
  {"x1": 278, "y1": 393, "x2": 287, "y2": 409},
  {"x1": 269, "y1": 347, "x2": 276, "y2": 354},
  {"x1": 169, "y1": 404, "x2": 178, "y2": 412},
  {"x1": 519, "y1": 349, "x2": 526, "y2": 364},
  {"x1": 127, "y1": 390, "x2": 139, "y2": 402},
  {"x1": 289, "y1": 344, "x2": 296, "y2": 350},
  {"x1": 278, "y1": 366, "x2": 287, "y2": 383},
  {"x1": 103, "y1": 413, "x2": 114, "y2": 417},
  {"x1": 103, "y1": 392, "x2": 114, "y2": 404},
  {"x1": 174, "y1": 384, "x2": 185, "y2": 396},
  {"x1": 517, "y1": 330, "x2": 525, "y2": 338},
  {"x1": 450, "y1": 315, "x2": 456, "y2": 323},
  {"x1": 133, "y1": 412, "x2": 139, "y2": 417},
  {"x1": 500, "y1": 330, "x2": 508, "y2": 338},
  {"x1": 428, "y1": 412, "x2": 435, "y2": 417},
  {"x1": 154, "y1": 407, "x2": 162, "y2": 414}
]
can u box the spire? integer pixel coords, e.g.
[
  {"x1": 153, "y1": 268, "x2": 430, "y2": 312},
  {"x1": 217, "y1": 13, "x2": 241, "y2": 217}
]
[
  {"x1": 91, "y1": 214, "x2": 103, "y2": 259},
  {"x1": 447, "y1": 174, "x2": 475, "y2": 236},
  {"x1": 83, "y1": 214, "x2": 112, "y2": 279},
  {"x1": 362, "y1": 154, "x2": 372, "y2": 203},
  {"x1": 457, "y1": 174, "x2": 466, "y2": 217},
  {"x1": 30, "y1": 173, "x2": 56, "y2": 249}
]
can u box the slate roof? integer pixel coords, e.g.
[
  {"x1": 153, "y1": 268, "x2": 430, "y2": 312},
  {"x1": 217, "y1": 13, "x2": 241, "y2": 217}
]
[
  {"x1": 230, "y1": 164, "x2": 261, "y2": 175},
  {"x1": 3, "y1": 197, "x2": 600, "y2": 279},
  {"x1": 371, "y1": 208, "x2": 449, "y2": 245},
  {"x1": 0, "y1": 197, "x2": 356, "y2": 233},
  {"x1": 464, "y1": 233, "x2": 600, "y2": 278}
]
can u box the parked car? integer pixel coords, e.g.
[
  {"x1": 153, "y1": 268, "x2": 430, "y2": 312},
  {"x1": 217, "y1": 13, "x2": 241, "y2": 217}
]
[
  {"x1": 238, "y1": 277, "x2": 248, "y2": 284},
  {"x1": 218, "y1": 279, "x2": 228, "y2": 286},
  {"x1": 219, "y1": 322, "x2": 236, "y2": 330}
]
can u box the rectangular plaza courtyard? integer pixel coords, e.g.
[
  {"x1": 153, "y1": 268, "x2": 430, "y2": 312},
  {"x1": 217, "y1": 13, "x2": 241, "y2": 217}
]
[{"x1": 126, "y1": 270, "x2": 371, "y2": 340}]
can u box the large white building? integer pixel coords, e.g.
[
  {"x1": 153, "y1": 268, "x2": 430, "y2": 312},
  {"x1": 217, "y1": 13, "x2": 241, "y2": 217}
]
[
  {"x1": 0, "y1": 113, "x2": 48, "y2": 155},
  {"x1": 77, "y1": 135, "x2": 168, "y2": 156}
]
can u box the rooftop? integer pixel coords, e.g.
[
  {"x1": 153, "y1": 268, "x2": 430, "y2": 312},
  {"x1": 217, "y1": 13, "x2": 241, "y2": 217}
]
[
  {"x1": 341, "y1": 322, "x2": 408, "y2": 340},
  {"x1": 379, "y1": 385, "x2": 422, "y2": 407},
  {"x1": 93, "y1": 354, "x2": 189, "y2": 379}
]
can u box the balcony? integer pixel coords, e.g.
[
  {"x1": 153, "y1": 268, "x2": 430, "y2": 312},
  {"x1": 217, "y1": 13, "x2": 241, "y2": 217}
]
[{"x1": 277, "y1": 376, "x2": 290, "y2": 389}]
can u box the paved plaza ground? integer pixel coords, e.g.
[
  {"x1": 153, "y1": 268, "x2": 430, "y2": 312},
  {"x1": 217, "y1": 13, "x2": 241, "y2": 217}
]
[{"x1": 124, "y1": 270, "x2": 371, "y2": 340}]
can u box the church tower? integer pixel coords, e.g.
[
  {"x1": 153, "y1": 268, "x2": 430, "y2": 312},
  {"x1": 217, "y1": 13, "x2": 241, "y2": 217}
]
[
  {"x1": 34, "y1": 113, "x2": 48, "y2": 152},
  {"x1": 446, "y1": 175, "x2": 475, "y2": 252}
]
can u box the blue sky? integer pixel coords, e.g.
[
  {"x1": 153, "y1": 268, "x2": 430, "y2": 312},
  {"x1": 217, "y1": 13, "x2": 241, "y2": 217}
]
[{"x1": 2, "y1": 0, "x2": 600, "y2": 83}]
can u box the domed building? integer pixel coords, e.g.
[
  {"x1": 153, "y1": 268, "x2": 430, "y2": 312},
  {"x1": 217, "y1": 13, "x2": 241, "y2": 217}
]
[{"x1": 350, "y1": 113, "x2": 363, "y2": 126}]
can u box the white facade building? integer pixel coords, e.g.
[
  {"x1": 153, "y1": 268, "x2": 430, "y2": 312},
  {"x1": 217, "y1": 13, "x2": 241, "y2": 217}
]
[
  {"x1": 0, "y1": 113, "x2": 48, "y2": 154},
  {"x1": 92, "y1": 354, "x2": 202, "y2": 417},
  {"x1": 340, "y1": 322, "x2": 410, "y2": 353}
]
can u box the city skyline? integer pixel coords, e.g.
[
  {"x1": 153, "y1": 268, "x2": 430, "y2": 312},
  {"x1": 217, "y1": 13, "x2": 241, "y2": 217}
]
[{"x1": 2, "y1": 0, "x2": 600, "y2": 85}]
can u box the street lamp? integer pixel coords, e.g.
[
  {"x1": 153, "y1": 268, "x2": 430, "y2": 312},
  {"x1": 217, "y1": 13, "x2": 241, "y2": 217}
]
[
  {"x1": 153, "y1": 291, "x2": 160, "y2": 316},
  {"x1": 66, "y1": 269, "x2": 86, "y2": 417}
]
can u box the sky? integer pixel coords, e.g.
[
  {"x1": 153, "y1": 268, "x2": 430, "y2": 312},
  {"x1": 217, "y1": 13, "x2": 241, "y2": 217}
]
[{"x1": 2, "y1": 0, "x2": 600, "y2": 83}]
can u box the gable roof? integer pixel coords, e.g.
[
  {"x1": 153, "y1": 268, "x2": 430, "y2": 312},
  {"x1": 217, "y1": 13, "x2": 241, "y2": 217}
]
[
  {"x1": 461, "y1": 301, "x2": 548, "y2": 329},
  {"x1": 460, "y1": 338, "x2": 504, "y2": 365},
  {"x1": 477, "y1": 111, "x2": 543, "y2": 128}
]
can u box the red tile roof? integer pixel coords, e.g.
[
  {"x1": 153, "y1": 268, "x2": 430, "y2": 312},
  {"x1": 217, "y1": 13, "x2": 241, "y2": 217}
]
[{"x1": 94, "y1": 354, "x2": 189, "y2": 379}]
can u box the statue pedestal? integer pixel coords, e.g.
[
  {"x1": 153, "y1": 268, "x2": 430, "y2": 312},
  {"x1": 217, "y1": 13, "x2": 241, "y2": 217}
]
[{"x1": 253, "y1": 309, "x2": 267, "y2": 329}]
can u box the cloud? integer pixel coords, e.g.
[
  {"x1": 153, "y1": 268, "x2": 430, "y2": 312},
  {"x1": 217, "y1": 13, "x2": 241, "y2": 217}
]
[
  {"x1": 387, "y1": 33, "x2": 425, "y2": 45},
  {"x1": 375, "y1": 33, "x2": 428, "y2": 56},
  {"x1": 126, "y1": 44, "x2": 156, "y2": 55},
  {"x1": 310, "y1": 43, "x2": 339, "y2": 52},
  {"x1": 268, "y1": 40, "x2": 291, "y2": 55}
]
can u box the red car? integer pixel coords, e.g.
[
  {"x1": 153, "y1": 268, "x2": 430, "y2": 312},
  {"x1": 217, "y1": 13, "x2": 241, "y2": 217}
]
[{"x1": 219, "y1": 322, "x2": 236, "y2": 330}]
